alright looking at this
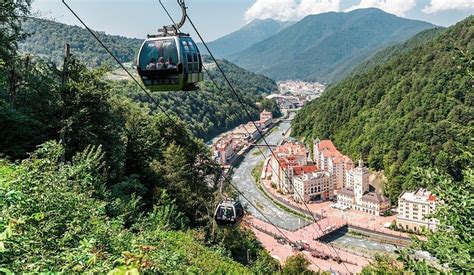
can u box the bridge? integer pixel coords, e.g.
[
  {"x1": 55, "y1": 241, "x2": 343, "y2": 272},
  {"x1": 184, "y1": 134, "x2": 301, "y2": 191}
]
[{"x1": 251, "y1": 144, "x2": 277, "y2": 147}]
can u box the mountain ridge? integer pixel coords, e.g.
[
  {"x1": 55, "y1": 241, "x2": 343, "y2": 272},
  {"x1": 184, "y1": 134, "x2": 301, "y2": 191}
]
[
  {"x1": 230, "y1": 8, "x2": 437, "y2": 83},
  {"x1": 197, "y1": 18, "x2": 293, "y2": 58}
]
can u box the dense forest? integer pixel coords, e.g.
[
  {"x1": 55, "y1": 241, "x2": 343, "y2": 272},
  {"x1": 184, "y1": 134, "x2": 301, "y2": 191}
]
[
  {"x1": 0, "y1": 2, "x2": 300, "y2": 273},
  {"x1": 351, "y1": 27, "x2": 445, "y2": 76},
  {"x1": 19, "y1": 17, "x2": 142, "y2": 66},
  {"x1": 293, "y1": 16, "x2": 473, "y2": 201}
]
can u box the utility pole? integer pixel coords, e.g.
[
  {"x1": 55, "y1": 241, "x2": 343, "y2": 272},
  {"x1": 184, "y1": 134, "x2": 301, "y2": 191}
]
[{"x1": 60, "y1": 43, "x2": 71, "y2": 163}]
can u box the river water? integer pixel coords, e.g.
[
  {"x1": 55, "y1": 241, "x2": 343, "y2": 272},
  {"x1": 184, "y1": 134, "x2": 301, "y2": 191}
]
[{"x1": 231, "y1": 116, "x2": 311, "y2": 231}]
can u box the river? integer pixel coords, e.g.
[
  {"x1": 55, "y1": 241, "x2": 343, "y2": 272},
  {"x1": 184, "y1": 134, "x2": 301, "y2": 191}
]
[{"x1": 231, "y1": 115, "x2": 311, "y2": 231}]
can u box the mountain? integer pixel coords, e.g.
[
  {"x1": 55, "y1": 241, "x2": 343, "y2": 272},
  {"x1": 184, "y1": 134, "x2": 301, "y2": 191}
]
[
  {"x1": 19, "y1": 17, "x2": 142, "y2": 66},
  {"x1": 230, "y1": 8, "x2": 436, "y2": 83},
  {"x1": 197, "y1": 18, "x2": 292, "y2": 58},
  {"x1": 292, "y1": 16, "x2": 473, "y2": 201}
]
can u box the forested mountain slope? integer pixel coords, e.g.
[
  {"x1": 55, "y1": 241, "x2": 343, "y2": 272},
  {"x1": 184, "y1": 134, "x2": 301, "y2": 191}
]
[
  {"x1": 19, "y1": 17, "x2": 142, "y2": 66},
  {"x1": 292, "y1": 16, "x2": 473, "y2": 201},
  {"x1": 230, "y1": 8, "x2": 436, "y2": 83},
  {"x1": 113, "y1": 58, "x2": 279, "y2": 140},
  {"x1": 352, "y1": 27, "x2": 445, "y2": 76},
  {"x1": 197, "y1": 18, "x2": 292, "y2": 57}
]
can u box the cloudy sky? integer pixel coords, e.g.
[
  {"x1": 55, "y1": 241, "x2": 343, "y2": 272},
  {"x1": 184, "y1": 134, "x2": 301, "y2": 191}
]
[{"x1": 33, "y1": 0, "x2": 473, "y2": 41}]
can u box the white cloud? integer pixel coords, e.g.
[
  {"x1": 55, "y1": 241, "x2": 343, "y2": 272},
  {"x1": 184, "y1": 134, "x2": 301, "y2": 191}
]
[
  {"x1": 423, "y1": 0, "x2": 474, "y2": 14},
  {"x1": 244, "y1": 0, "x2": 341, "y2": 22},
  {"x1": 345, "y1": 0, "x2": 416, "y2": 16}
]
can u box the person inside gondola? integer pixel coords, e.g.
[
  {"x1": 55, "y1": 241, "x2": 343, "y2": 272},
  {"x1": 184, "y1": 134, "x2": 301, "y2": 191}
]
[
  {"x1": 146, "y1": 58, "x2": 157, "y2": 70},
  {"x1": 166, "y1": 57, "x2": 177, "y2": 69},
  {"x1": 156, "y1": 57, "x2": 166, "y2": 69},
  {"x1": 223, "y1": 206, "x2": 234, "y2": 220}
]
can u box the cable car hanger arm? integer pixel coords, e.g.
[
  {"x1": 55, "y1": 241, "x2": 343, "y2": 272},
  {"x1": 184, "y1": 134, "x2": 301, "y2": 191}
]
[{"x1": 157, "y1": 0, "x2": 187, "y2": 36}]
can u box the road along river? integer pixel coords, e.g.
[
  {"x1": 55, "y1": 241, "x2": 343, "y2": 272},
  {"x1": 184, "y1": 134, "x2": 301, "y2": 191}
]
[{"x1": 231, "y1": 117, "x2": 311, "y2": 231}]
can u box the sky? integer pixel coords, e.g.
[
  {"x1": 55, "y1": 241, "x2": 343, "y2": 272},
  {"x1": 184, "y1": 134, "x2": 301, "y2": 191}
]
[{"x1": 32, "y1": 0, "x2": 474, "y2": 41}]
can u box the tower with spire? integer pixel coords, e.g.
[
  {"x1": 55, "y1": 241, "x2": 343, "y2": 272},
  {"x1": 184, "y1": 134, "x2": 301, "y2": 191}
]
[{"x1": 353, "y1": 156, "x2": 369, "y2": 205}]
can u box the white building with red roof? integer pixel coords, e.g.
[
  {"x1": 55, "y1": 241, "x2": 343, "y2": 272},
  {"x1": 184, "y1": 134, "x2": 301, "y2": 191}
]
[
  {"x1": 269, "y1": 141, "x2": 315, "y2": 194},
  {"x1": 396, "y1": 188, "x2": 439, "y2": 232},
  {"x1": 337, "y1": 159, "x2": 390, "y2": 216},
  {"x1": 293, "y1": 171, "x2": 332, "y2": 203},
  {"x1": 313, "y1": 139, "x2": 354, "y2": 191}
]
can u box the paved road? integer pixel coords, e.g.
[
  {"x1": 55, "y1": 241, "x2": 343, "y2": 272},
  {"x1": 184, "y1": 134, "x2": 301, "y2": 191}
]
[{"x1": 232, "y1": 116, "x2": 311, "y2": 231}]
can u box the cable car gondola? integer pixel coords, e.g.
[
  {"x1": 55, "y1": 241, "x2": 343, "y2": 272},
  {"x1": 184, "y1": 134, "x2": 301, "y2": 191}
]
[
  {"x1": 214, "y1": 199, "x2": 245, "y2": 226},
  {"x1": 136, "y1": 0, "x2": 203, "y2": 92}
]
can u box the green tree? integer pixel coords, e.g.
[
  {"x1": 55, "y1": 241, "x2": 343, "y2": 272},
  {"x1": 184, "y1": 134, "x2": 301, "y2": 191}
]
[{"x1": 282, "y1": 254, "x2": 314, "y2": 275}]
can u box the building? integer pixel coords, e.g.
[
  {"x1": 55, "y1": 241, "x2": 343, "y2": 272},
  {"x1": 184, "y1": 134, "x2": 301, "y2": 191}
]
[
  {"x1": 258, "y1": 109, "x2": 273, "y2": 129},
  {"x1": 293, "y1": 171, "x2": 332, "y2": 203},
  {"x1": 232, "y1": 122, "x2": 261, "y2": 142},
  {"x1": 337, "y1": 159, "x2": 390, "y2": 216},
  {"x1": 269, "y1": 141, "x2": 310, "y2": 194},
  {"x1": 313, "y1": 139, "x2": 353, "y2": 191},
  {"x1": 214, "y1": 135, "x2": 239, "y2": 166},
  {"x1": 396, "y1": 188, "x2": 439, "y2": 232}
]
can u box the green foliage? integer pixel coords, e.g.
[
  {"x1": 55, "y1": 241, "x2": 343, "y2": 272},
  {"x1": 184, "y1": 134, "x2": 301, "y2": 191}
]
[
  {"x1": 115, "y1": 58, "x2": 280, "y2": 140},
  {"x1": 352, "y1": 27, "x2": 445, "y2": 76},
  {"x1": 413, "y1": 167, "x2": 474, "y2": 272},
  {"x1": 361, "y1": 254, "x2": 402, "y2": 274},
  {"x1": 19, "y1": 17, "x2": 141, "y2": 67},
  {"x1": 281, "y1": 253, "x2": 314, "y2": 275},
  {"x1": 231, "y1": 8, "x2": 435, "y2": 83},
  {"x1": 0, "y1": 0, "x2": 31, "y2": 63},
  {"x1": 0, "y1": 142, "x2": 252, "y2": 273},
  {"x1": 0, "y1": 3, "x2": 278, "y2": 271},
  {"x1": 292, "y1": 16, "x2": 474, "y2": 202},
  {"x1": 251, "y1": 249, "x2": 281, "y2": 274}
]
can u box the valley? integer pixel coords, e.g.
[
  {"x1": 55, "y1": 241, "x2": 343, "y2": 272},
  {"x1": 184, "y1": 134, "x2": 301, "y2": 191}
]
[{"x1": 1, "y1": 1, "x2": 472, "y2": 274}]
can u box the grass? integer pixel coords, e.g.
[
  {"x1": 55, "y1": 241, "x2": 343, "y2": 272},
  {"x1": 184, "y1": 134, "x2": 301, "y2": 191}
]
[{"x1": 251, "y1": 161, "x2": 264, "y2": 183}]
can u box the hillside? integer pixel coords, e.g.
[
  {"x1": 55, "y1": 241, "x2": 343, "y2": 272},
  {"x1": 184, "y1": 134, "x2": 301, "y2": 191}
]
[
  {"x1": 117, "y1": 58, "x2": 280, "y2": 139},
  {"x1": 352, "y1": 27, "x2": 445, "y2": 76},
  {"x1": 19, "y1": 17, "x2": 142, "y2": 66},
  {"x1": 197, "y1": 18, "x2": 292, "y2": 57},
  {"x1": 292, "y1": 16, "x2": 473, "y2": 201},
  {"x1": 18, "y1": 18, "x2": 279, "y2": 140},
  {"x1": 230, "y1": 8, "x2": 436, "y2": 83}
]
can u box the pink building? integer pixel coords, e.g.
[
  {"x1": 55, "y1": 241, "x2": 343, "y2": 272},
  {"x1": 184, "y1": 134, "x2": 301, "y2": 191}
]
[
  {"x1": 269, "y1": 141, "x2": 311, "y2": 194},
  {"x1": 256, "y1": 110, "x2": 273, "y2": 130},
  {"x1": 214, "y1": 135, "x2": 238, "y2": 165}
]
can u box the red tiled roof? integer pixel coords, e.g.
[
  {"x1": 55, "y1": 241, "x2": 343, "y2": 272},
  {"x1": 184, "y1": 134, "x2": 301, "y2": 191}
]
[
  {"x1": 293, "y1": 165, "x2": 318, "y2": 176},
  {"x1": 428, "y1": 194, "x2": 437, "y2": 201},
  {"x1": 318, "y1": 140, "x2": 353, "y2": 164}
]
